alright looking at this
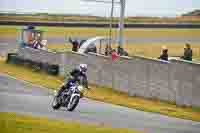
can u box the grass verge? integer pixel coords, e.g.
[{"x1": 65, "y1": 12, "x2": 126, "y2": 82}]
[
  {"x1": 0, "y1": 112, "x2": 139, "y2": 133},
  {"x1": 47, "y1": 43, "x2": 200, "y2": 60},
  {"x1": 1, "y1": 25, "x2": 200, "y2": 38},
  {"x1": 0, "y1": 58, "x2": 200, "y2": 122}
]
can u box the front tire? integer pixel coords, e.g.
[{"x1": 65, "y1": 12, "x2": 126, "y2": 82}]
[
  {"x1": 52, "y1": 96, "x2": 61, "y2": 110},
  {"x1": 67, "y1": 95, "x2": 80, "y2": 111}
]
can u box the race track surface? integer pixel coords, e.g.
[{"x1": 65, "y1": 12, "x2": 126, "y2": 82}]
[{"x1": 0, "y1": 74, "x2": 200, "y2": 133}]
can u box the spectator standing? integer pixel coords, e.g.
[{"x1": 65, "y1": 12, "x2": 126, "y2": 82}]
[
  {"x1": 69, "y1": 37, "x2": 79, "y2": 52},
  {"x1": 105, "y1": 44, "x2": 112, "y2": 56},
  {"x1": 117, "y1": 46, "x2": 124, "y2": 56},
  {"x1": 105, "y1": 44, "x2": 109, "y2": 56},
  {"x1": 181, "y1": 43, "x2": 193, "y2": 61},
  {"x1": 158, "y1": 46, "x2": 168, "y2": 61},
  {"x1": 117, "y1": 46, "x2": 129, "y2": 56},
  {"x1": 32, "y1": 33, "x2": 41, "y2": 49},
  {"x1": 111, "y1": 49, "x2": 119, "y2": 61}
]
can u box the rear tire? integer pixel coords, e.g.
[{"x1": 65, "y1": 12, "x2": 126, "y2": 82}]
[
  {"x1": 52, "y1": 96, "x2": 61, "y2": 110},
  {"x1": 67, "y1": 95, "x2": 80, "y2": 111}
]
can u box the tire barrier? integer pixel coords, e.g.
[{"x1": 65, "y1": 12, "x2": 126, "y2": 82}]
[
  {"x1": 6, "y1": 53, "x2": 59, "y2": 76},
  {"x1": 6, "y1": 53, "x2": 18, "y2": 64},
  {"x1": 47, "y1": 64, "x2": 59, "y2": 75},
  {"x1": 32, "y1": 62, "x2": 42, "y2": 72}
]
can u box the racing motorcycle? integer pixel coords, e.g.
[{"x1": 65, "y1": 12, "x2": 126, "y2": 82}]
[{"x1": 51, "y1": 81, "x2": 85, "y2": 111}]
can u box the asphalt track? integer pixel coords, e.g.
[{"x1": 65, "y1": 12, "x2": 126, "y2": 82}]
[{"x1": 0, "y1": 74, "x2": 200, "y2": 133}]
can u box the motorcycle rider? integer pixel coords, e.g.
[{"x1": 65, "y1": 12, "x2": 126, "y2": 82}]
[{"x1": 57, "y1": 64, "x2": 88, "y2": 97}]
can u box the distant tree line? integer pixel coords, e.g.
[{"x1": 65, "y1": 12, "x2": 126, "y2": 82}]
[
  {"x1": 182, "y1": 9, "x2": 200, "y2": 16},
  {"x1": 1, "y1": 11, "x2": 200, "y2": 24}
]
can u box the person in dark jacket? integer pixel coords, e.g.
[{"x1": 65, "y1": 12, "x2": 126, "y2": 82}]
[
  {"x1": 181, "y1": 43, "x2": 193, "y2": 61},
  {"x1": 117, "y1": 46, "x2": 129, "y2": 56},
  {"x1": 117, "y1": 46, "x2": 123, "y2": 56},
  {"x1": 105, "y1": 44, "x2": 112, "y2": 56},
  {"x1": 57, "y1": 64, "x2": 88, "y2": 97},
  {"x1": 158, "y1": 46, "x2": 168, "y2": 61},
  {"x1": 69, "y1": 37, "x2": 79, "y2": 52}
]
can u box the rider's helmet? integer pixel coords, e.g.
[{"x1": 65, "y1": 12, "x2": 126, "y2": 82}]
[{"x1": 79, "y1": 64, "x2": 87, "y2": 74}]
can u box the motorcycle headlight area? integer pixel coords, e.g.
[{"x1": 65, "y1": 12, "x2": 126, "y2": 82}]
[
  {"x1": 77, "y1": 86, "x2": 84, "y2": 92},
  {"x1": 53, "y1": 90, "x2": 57, "y2": 96}
]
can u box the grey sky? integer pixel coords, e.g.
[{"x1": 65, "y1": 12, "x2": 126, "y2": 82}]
[{"x1": 0, "y1": 0, "x2": 199, "y2": 17}]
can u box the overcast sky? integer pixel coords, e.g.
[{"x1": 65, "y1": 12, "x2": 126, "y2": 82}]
[{"x1": 0, "y1": 0, "x2": 199, "y2": 17}]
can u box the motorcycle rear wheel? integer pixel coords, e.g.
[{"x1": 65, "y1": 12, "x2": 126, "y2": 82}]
[{"x1": 52, "y1": 96, "x2": 61, "y2": 110}]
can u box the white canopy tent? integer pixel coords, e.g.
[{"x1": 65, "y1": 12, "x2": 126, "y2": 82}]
[{"x1": 78, "y1": 36, "x2": 108, "y2": 54}]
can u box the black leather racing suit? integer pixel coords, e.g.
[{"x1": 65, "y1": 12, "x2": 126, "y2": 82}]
[{"x1": 57, "y1": 68, "x2": 88, "y2": 97}]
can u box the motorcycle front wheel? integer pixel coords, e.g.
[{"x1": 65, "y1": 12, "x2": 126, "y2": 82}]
[{"x1": 67, "y1": 95, "x2": 80, "y2": 111}]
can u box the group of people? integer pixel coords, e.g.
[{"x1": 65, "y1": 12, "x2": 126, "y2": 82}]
[
  {"x1": 29, "y1": 33, "x2": 46, "y2": 50},
  {"x1": 69, "y1": 37, "x2": 193, "y2": 62},
  {"x1": 69, "y1": 37, "x2": 129, "y2": 59},
  {"x1": 25, "y1": 26, "x2": 46, "y2": 50},
  {"x1": 105, "y1": 45, "x2": 129, "y2": 61},
  {"x1": 105, "y1": 45, "x2": 128, "y2": 56},
  {"x1": 158, "y1": 43, "x2": 193, "y2": 61}
]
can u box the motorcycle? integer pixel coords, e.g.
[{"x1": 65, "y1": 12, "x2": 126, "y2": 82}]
[{"x1": 51, "y1": 82, "x2": 85, "y2": 111}]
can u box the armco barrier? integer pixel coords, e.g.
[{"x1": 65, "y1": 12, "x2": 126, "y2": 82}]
[
  {"x1": 7, "y1": 53, "x2": 18, "y2": 63},
  {"x1": 47, "y1": 64, "x2": 59, "y2": 75},
  {"x1": 16, "y1": 47, "x2": 200, "y2": 107}
]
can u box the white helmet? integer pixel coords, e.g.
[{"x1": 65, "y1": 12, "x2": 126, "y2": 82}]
[{"x1": 79, "y1": 64, "x2": 87, "y2": 73}]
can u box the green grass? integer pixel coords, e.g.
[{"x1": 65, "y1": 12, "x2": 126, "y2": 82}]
[
  {"x1": 0, "y1": 58, "x2": 200, "y2": 122},
  {"x1": 122, "y1": 43, "x2": 200, "y2": 59},
  {"x1": 46, "y1": 43, "x2": 72, "y2": 52},
  {"x1": 0, "y1": 112, "x2": 140, "y2": 133},
  {"x1": 1, "y1": 25, "x2": 200, "y2": 38}
]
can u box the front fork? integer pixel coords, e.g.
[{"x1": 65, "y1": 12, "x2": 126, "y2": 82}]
[{"x1": 67, "y1": 93, "x2": 80, "y2": 108}]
